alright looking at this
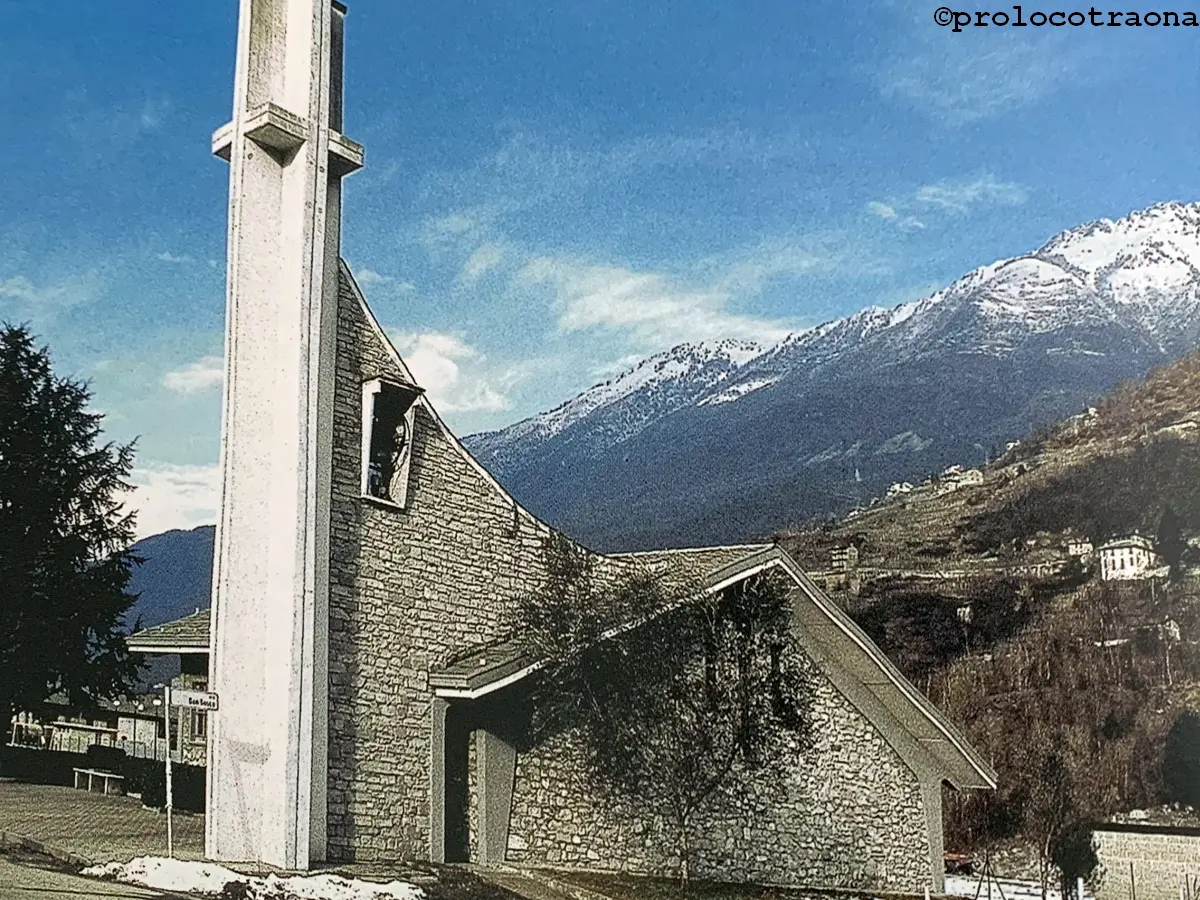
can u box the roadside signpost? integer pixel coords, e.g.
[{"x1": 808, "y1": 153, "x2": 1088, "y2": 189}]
[
  {"x1": 162, "y1": 686, "x2": 218, "y2": 857},
  {"x1": 162, "y1": 685, "x2": 172, "y2": 858},
  {"x1": 172, "y1": 690, "x2": 220, "y2": 711}
]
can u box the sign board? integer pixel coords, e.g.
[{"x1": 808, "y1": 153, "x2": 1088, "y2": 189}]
[{"x1": 171, "y1": 690, "x2": 219, "y2": 711}]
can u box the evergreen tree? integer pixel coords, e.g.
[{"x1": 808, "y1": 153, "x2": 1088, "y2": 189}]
[
  {"x1": 0, "y1": 325, "x2": 141, "y2": 725},
  {"x1": 1157, "y1": 505, "x2": 1186, "y2": 578},
  {"x1": 1163, "y1": 709, "x2": 1200, "y2": 807}
]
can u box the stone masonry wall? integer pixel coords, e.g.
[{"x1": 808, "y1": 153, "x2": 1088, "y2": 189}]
[
  {"x1": 506, "y1": 653, "x2": 933, "y2": 891},
  {"x1": 326, "y1": 270, "x2": 558, "y2": 861},
  {"x1": 1095, "y1": 829, "x2": 1200, "y2": 900}
]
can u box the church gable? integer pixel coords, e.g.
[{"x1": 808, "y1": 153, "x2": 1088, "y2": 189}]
[
  {"x1": 506, "y1": 651, "x2": 932, "y2": 888},
  {"x1": 326, "y1": 261, "x2": 573, "y2": 860},
  {"x1": 324, "y1": 273, "x2": 993, "y2": 874}
]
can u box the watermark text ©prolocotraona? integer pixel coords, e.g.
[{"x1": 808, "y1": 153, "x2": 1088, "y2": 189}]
[{"x1": 934, "y1": 5, "x2": 1200, "y2": 30}]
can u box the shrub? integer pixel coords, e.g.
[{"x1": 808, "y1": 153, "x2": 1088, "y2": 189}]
[
  {"x1": 1051, "y1": 823, "x2": 1099, "y2": 898},
  {"x1": 122, "y1": 757, "x2": 205, "y2": 811},
  {"x1": 86, "y1": 744, "x2": 126, "y2": 772}
]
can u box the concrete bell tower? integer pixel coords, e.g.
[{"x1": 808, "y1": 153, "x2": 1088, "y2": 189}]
[{"x1": 206, "y1": 0, "x2": 363, "y2": 869}]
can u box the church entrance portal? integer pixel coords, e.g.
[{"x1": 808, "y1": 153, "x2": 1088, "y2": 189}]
[
  {"x1": 443, "y1": 703, "x2": 473, "y2": 863},
  {"x1": 433, "y1": 691, "x2": 523, "y2": 866}
]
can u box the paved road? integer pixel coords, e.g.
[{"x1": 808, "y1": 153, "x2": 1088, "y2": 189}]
[
  {"x1": 0, "y1": 850, "x2": 173, "y2": 900},
  {"x1": 0, "y1": 782, "x2": 203, "y2": 864}
]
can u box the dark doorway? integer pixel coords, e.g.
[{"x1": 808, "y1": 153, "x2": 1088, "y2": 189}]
[{"x1": 444, "y1": 703, "x2": 473, "y2": 863}]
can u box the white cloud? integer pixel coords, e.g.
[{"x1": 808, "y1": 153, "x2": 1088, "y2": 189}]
[
  {"x1": 421, "y1": 129, "x2": 812, "y2": 226},
  {"x1": 156, "y1": 251, "x2": 193, "y2": 265},
  {"x1": 353, "y1": 267, "x2": 415, "y2": 293},
  {"x1": 592, "y1": 354, "x2": 645, "y2": 378},
  {"x1": 877, "y1": 4, "x2": 1085, "y2": 127},
  {"x1": 0, "y1": 276, "x2": 48, "y2": 304},
  {"x1": 515, "y1": 256, "x2": 792, "y2": 350},
  {"x1": 0, "y1": 271, "x2": 103, "y2": 320},
  {"x1": 423, "y1": 213, "x2": 478, "y2": 243},
  {"x1": 138, "y1": 96, "x2": 171, "y2": 132},
  {"x1": 867, "y1": 201, "x2": 923, "y2": 228},
  {"x1": 126, "y1": 463, "x2": 220, "y2": 539},
  {"x1": 163, "y1": 356, "x2": 224, "y2": 394},
  {"x1": 461, "y1": 243, "x2": 506, "y2": 283},
  {"x1": 356, "y1": 268, "x2": 390, "y2": 286},
  {"x1": 411, "y1": 128, "x2": 817, "y2": 268},
  {"x1": 915, "y1": 175, "x2": 1027, "y2": 213},
  {"x1": 867, "y1": 201, "x2": 898, "y2": 220},
  {"x1": 62, "y1": 91, "x2": 173, "y2": 155},
  {"x1": 387, "y1": 330, "x2": 520, "y2": 413},
  {"x1": 866, "y1": 175, "x2": 1022, "y2": 231},
  {"x1": 712, "y1": 239, "x2": 832, "y2": 296}
]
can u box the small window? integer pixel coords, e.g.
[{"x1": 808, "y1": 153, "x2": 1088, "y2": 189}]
[
  {"x1": 191, "y1": 710, "x2": 207, "y2": 741},
  {"x1": 361, "y1": 379, "x2": 423, "y2": 507}
]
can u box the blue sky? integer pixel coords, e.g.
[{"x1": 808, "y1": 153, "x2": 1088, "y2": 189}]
[{"x1": 3, "y1": 0, "x2": 1198, "y2": 535}]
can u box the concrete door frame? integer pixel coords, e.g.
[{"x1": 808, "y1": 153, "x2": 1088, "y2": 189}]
[{"x1": 429, "y1": 695, "x2": 518, "y2": 866}]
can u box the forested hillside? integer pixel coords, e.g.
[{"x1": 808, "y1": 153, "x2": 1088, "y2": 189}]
[{"x1": 780, "y1": 351, "x2": 1200, "y2": 866}]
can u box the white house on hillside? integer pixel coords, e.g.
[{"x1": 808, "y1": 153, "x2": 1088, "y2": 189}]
[
  {"x1": 830, "y1": 545, "x2": 859, "y2": 571},
  {"x1": 1097, "y1": 535, "x2": 1163, "y2": 581},
  {"x1": 937, "y1": 468, "x2": 983, "y2": 494},
  {"x1": 1066, "y1": 537, "x2": 1094, "y2": 558}
]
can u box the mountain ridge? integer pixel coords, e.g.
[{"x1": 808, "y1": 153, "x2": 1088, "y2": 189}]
[{"x1": 465, "y1": 200, "x2": 1200, "y2": 550}]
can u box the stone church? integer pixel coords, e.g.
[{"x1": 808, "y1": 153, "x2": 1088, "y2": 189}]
[{"x1": 188, "y1": 0, "x2": 996, "y2": 890}]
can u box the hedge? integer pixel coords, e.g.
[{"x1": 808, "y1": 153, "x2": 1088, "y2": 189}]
[
  {"x1": 0, "y1": 744, "x2": 206, "y2": 812},
  {"x1": 123, "y1": 756, "x2": 206, "y2": 812},
  {"x1": 0, "y1": 745, "x2": 89, "y2": 785}
]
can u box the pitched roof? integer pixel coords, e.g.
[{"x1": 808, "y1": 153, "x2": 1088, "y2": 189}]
[
  {"x1": 431, "y1": 544, "x2": 779, "y2": 693},
  {"x1": 128, "y1": 609, "x2": 210, "y2": 654},
  {"x1": 610, "y1": 543, "x2": 773, "y2": 582},
  {"x1": 430, "y1": 543, "x2": 997, "y2": 792},
  {"x1": 1098, "y1": 534, "x2": 1155, "y2": 551},
  {"x1": 137, "y1": 545, "x2": 996, "y2": 791}
]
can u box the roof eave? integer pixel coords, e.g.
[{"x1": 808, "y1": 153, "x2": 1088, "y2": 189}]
[
  {"x1": 771, "y1": 549, "x2": 998, "y2": 790},
  {"x1": 426, "y1": 543, "x2": 1000, "y2": 793},
  {"x1": 128, "y1": 643, "x2": 210, "y2": 655}
]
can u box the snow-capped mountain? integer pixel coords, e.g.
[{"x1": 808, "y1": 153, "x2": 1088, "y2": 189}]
[
  {"x1": 465, "y1": 201, "x2": 1200, "y2": 550},
  {"x1": 467, "y1": 339, "x2": 761, "y2": 473}
]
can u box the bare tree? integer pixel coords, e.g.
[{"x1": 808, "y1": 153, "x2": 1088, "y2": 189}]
[
  {"x1": 516, "y1": 535, "x2": 813, "y2": 883},
  {"x1": 1024, "y1": 751, "x2": 1075, "y2": 900}
]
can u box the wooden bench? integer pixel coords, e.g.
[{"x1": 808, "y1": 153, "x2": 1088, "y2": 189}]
[{"x1": 72, "y1": 767, "x2": 125, "y2": 796}]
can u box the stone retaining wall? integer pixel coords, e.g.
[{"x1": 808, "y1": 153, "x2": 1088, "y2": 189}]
[{"x1": 1095, "y1": 828, "x2": 1200, "y2": 900}]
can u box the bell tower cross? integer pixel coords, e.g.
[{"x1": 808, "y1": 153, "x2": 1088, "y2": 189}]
[{"x1": 206, "y1": 0, "x2": 363, "y2": 869}]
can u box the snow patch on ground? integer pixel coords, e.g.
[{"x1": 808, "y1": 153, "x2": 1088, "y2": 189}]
[
  {"x1": 82, "y1": 857, "x2": 425, "y2": 900},
  {"x1": 944, "y1": 875, "x2": 1093, "y2": 900}
]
